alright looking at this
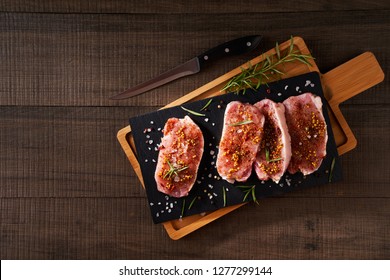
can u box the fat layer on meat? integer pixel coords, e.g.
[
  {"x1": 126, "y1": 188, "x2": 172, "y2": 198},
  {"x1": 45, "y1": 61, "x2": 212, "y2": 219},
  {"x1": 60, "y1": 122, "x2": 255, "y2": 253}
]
[
  {"x1": 283, "y1": 93, "x2": 328, "y2": 175},
  {"x1": 154, "y1": 116, "x2": 204, "y2": 198},
  {"x1": 216, "y1": 101, "x2": 265, "y2": 183},
  {"x1": 254, "y1": 99, "x2": 291, "y2": 183}
]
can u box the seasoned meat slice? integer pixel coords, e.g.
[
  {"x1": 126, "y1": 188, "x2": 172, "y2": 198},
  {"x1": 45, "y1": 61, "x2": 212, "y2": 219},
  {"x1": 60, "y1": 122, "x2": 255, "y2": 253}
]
[
  {"x1": 154, "y1": 116, "x2": 204, "y2": 198},
  {"x1": 283, "y1": 93, "x2": 328, "y2": 175},
  {"x1": 216, "y1": 101, "x2": 265, "y2": 183},
  {"x1": 254, "y1": 99, "x2": 291, "y2": 183}
]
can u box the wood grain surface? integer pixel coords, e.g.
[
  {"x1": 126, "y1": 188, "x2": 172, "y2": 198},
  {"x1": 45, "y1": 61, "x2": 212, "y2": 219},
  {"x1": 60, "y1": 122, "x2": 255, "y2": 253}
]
[{"x1": 0, "y1": 0, "x2": 389, "y2": 259}]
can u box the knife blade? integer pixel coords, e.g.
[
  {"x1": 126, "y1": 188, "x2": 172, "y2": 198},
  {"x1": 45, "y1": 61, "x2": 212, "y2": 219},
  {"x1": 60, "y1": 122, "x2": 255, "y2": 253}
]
[{"x1": 110, "y1": 35, "x2": 262, "y2": 100}]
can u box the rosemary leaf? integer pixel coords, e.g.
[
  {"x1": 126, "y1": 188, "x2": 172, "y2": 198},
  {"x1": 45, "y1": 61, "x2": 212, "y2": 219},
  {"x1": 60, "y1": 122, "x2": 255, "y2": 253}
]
[
  {"x1": 200, "y1": 98, "x2": 213, "y2": 111},
  {"x1": 188, "y1": 196, "x2": 197, "y2": 210},
  {"x1": 222, "y1": 187, "x2": 227, "y2": 207},
  {"x1": 275, "y1": 42, "x2": 281, "y2": 60},
  {"x1": 268, "y1": 157, "x2": 282, "y2": 163},
  {"x1": 251, "y1": 187, "x2": 259, "y2": 205},
  {"x1": 180, "y1": 199, "x2": 186, "y2": 218},
  {"x1": 242, "y1": 189, "x2": 251, "y2": 202},
  {"x1": 328, "y1": 157, "x2": 336, "y2": 183},
  {"x1": 229, "y1": 119, "x2": 253, "y2": 126},
  {"x1": 265, "y1": 148, "x2": 270, "y2": 162},
  {"x1": 181, "y1": 106, "x2": 206, "y2": 117}
]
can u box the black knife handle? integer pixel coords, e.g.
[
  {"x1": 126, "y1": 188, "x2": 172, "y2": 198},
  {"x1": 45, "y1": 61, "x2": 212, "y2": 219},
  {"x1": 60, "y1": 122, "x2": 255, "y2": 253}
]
[{"x1": 197, "y1": 35, "x2": 262, "y2": 68}]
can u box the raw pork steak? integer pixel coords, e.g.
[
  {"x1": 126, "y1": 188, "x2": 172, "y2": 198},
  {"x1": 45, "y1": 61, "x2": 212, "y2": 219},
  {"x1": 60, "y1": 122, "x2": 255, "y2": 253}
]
[
  {"x1": 154, "y1": 116, "x2": 204, "y2": 198},
  {"x1": 254, "y1": 99, "x2": 291, "y2": 183},
  {"x1": 283, "y1": 93, "x2": 328, "y2": 175},
  {"x1": 216, "y1": 101, "x2": 265, "y2": 183}
]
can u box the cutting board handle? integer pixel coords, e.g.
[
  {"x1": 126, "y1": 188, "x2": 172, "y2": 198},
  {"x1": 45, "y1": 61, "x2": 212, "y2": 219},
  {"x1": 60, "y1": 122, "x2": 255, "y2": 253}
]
[
  {"x1": 321, "y1": 52, "x2": 384, "y2": 155},
  {"x1": 322, "y1": 52, "x2": 384, "y2": 106}
]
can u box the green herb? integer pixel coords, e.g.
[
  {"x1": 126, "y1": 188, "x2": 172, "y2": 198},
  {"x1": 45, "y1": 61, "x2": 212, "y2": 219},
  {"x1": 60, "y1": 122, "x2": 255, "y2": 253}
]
[
  {"x1": 222, "y1": 187, "x2": 227, "y2": 207},
  {"x1": 180, "y1": 199, "x2": 186, "y2": 218},
  {"x1": 236, "y1": 185, "x2": 259, "y2": 205},
  {"x1": 163, "y1": 160, "x2": 188, "y2": 179},
  {"x1": 200, "y1": 98, "x2": 213, "y2": 111},
  {"x1": 188, "y1": 196, "x2": 198, "y2": 210},
  {"x1": 222, "y1": 36, "x2": 315, "y2": 94},
  {"x1": 328, "y1": 157, "x2": 336, "y2": 183},
  {"x1": 229, "y1": 119, "x2": 253, "y2": 126},
  {"x1": 265, "y1": 148, "x2": 282, "y2": 163},
  {"x1": 181, "y1": 106, "x2": 206, "y2": 117}
]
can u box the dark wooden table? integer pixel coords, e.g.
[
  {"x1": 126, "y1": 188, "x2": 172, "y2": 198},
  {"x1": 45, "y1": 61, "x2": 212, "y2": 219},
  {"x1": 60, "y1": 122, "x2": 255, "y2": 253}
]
[{"x1": 1, "y1": 1, "x2": 389, "y2": 260}]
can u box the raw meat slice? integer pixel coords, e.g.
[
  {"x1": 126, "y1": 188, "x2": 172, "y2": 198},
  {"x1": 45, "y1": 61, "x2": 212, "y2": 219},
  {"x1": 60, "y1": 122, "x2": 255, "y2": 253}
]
[
  {"x1": 254, "y1": 99, "x2": 291, "y2": 183},
  {"x1": 216, "y1": 101, "x2": 265, "y2": 183},
  {"x1": 283, "y1": 93, "x2": 328, "y2": 175},
  {"x1": 154, "y1": 116, "x2": 204, "y2": 198}
]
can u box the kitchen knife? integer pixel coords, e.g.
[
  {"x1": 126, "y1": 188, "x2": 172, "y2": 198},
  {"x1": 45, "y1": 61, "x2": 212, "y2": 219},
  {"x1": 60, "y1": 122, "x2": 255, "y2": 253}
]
[{"x1": 110, "y1": 35, "x2": 262, "y2": 100}]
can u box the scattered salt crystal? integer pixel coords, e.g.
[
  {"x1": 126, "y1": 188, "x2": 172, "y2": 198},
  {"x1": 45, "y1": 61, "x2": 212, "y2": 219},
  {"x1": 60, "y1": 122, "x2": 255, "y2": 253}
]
[
  {"x1": 261, "y1": 181, "x2": 265, "y2": 184},
  {"x1": 284, "y1": 85, "x2": 289, "y2": 90},
  {"x1": 148, "y1": 147, "x2": 151, "y2": 150},
  {"x1": 210, "y1": 150, "x2": 215, "y2": 155},
  {"x1": 299, "y1": 142, "x2": 302, "y2": 146},
  {"x1": 213, "y1": 155, "x2": 216, "y2": 159},
  {"x1": 174, "y1": 201, "x2": 177, "y2": 204},
  {"x1": 161, "y1": 210, "x2": 164, "y2": 213},
  {"x1": 170, "y1": 203, "x2": 173, "y2": 208},
  {"x1": 305, "y1": 80, "x2": 311, "y2": 87},
  {"x1": 204, "y1": 118, "x2": 209, "y2": 122},
  {"x1": 156, "y1": 213, "x2": 159, "y2": 217},
  {"x1": 197, "y1": 180, "x2": 201, "y2": 184},
  {"x1": 201, "y1": 176, "x2": 204, "y2": 180},
  {"x1": 168, "y1": 209, "x2": 171, "y2": 213},
  {"x1": 296, "y1": 86, "x2": 300, "y2": 92},
  {"x1": 154, "y1": 147, "x2": 158, "y2": 151},
  {"x1": 307, "y1": 135, "x2": 312, "y2": 139},
  {"x1": 158, "y1": 202, "x2": 161, "y2": 205},
  {"x1": 152, "y1": 159, "x2": 156, "y2": 163},
  {"x1": 208, "y1": 184, "x2": 214, "y2": 189},
  {"x1": 211, "y1": 161, "x2": 215, "y2": 165},
  {"x1": 204, "y1": 189, "x2": 207, "y2": 193},
  {"x1": 148, "y1": 140, "x2": 153, "y2": 144},
  {"x1": 157, "y1": 127, "x2": 162, "y2": 131},
  {"x1": 226, "y1": 188, "x2": 229, "y2": 192},
  {"x1": 237, "y1": 129, "x2": 243, "y2": 134},
  {"x1": 313, "y1": 134, "x2": 317, "y2": 138},
  {"x1": 277, "y1": 93, "x2": 282, "y2": 96},
  {"x1": 212, "y1": 123, "x2": 215, "y2": 126},
  {"x1": 213, "y1": 193, "x2": 218, "y2": 197},
  {"x1": 310, "y1": 83, "x2": 315, "y2": 87},
  {"x1": 208, "y1": 174, "x2": 212, "y2": 178},
  {"x1": 150, "y1": 203, "x2": 154, "y2": 206},
  {"x1": 146, "y1": 135, "x2": 150, "y2": 139},
  {"x1": 165, "y1": 196, "x2": 169, "y2": 200},
  {"x1": 145, "y1": 159, "x2": 148, "y2": 162},
  {"x1": 286, "y1": 179, "x2": 291, "y2": 187},
  {"x1": 279, "y1": 183, "x2": 284, "y2": 187},
  {"x1": 209, "y1": 143, "x2": 212, "y2": 147},
  {"x1": 166, "y1": 206, "x2": 168, "y2": 210},
  {"x1": 200, "y1": 212, "x2": 206, "y2": 216},
  {"x1": 150, "y1": 121, "x2": 154, "y2": 125}
]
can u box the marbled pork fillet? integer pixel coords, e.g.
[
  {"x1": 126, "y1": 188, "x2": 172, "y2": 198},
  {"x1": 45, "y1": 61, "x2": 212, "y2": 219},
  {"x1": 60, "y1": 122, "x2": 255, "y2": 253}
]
[
  {"x1": 283, "y1": 93, "x2": 328, "y2": 175},
  {"x1": 254, "y1": 99, "x2": 291, "y2": 183},
  {"x1": 216, "y1": 101, "x2": 265, "y2": 183},
  {"x1": 154, "y1": 116, "x2": 204, "y2": 198}
]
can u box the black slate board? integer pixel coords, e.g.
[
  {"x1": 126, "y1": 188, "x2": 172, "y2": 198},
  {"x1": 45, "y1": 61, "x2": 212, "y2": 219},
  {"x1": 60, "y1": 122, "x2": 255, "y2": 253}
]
[{"x1": 129, "y1": 72, "x2": 342, "y2": 224}]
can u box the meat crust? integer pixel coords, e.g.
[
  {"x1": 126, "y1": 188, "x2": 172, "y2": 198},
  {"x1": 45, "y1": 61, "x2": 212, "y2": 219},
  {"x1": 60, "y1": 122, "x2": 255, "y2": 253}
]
[
  {"x1": 254, "y1": 99, "x2": 291, "y2": 183},
  {"x1": 154, "y1": 116, "x2": 204, "y2": 197},
  {"x1": 283, "y1": 93, "x2": 328, "y2": 175},
  {"x1": 216, "y1": 101, "x2": 265, "y2": 183}
]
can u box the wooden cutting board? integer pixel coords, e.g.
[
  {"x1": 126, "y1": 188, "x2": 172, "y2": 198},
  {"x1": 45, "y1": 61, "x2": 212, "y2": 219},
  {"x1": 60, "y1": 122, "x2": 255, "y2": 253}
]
[{"x1": 117, "y1": 37, "x2": 384, "y2": 240}]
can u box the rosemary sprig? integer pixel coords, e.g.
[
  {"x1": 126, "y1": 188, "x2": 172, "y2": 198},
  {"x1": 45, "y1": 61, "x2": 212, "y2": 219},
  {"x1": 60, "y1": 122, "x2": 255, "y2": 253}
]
[
  {"x1": 163, "y1": 160, "x2": 188, "y2": 179},
  {"x1": 229, "y1": 119, "x2": 253, "y2": 126},
  {"x1": 265, "y1": 148, "x2": 282, "y2": 163},
  {"x1": 328, "y1": 157, "x2": 336, "y2": 183},
  {"x1": 200, "y1": 98, "x2": 213, "y2": 111},
  {"x1": 222, "y1": 36, "x2": 315, "y2": 94},
  {"x1": 236, "y1": 185, "x2": 259, "y2": 205},
  {"x1": 181, "y1": 106, "x2": 206, "y2": 117}
]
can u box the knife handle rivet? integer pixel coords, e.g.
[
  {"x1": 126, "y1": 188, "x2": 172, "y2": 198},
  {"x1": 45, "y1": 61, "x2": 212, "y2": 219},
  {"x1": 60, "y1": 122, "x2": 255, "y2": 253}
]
[
  {"x1": 203, "y1": 55, "x2": 209, "y2": 60},
  {"x1": 224, "y1": 48, "x2": 230, "y2": 53},
  {"x1": 246, "y1": 41, "x2": 252, "y2": 46}
]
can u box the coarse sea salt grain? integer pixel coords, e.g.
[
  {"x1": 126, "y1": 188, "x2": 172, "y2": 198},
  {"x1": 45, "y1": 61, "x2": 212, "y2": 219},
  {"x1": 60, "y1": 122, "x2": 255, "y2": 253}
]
[
  {"x1": 150, "y1": 121, "x2": 154, "y2": 125},
  {"x1": 150, "y1": 202, "x2": 154, "y2": 206},
  {"x1": 284, "y1": 85, "x2": 289, "y2": 90},
  {"x1": 210, "y1": 150, "x2": 215, "y2": 155},
  {"x1": 277, "y1": 93, "x2": 282, "y2": 96},
  {"x1": 204, "y1": 118, "x2": 209, "y2": 122},
  {"x1": 296, "y1": 86, "x2": 300, "y2": 92},
  {"x1": 305, "y1": 80, "x2": 311, "y2": 87}
]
